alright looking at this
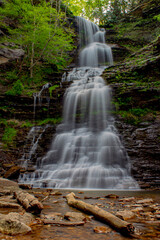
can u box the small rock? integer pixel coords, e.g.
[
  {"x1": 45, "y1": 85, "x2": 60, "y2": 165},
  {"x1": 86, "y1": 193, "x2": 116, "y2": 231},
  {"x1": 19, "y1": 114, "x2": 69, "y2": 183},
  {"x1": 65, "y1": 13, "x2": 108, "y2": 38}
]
[
  {"x1": 105, "y1": 194, "x2": 119, "y2": 199},
  {"x1": 42, "y1": 212, "x2": 63, "y2": 221},
  {"x1": 19, "y1": 184, "x2": 32, "y2": 190},
  {"x1": 137, "y1": 198, "x2": 153, "y2": 204},
  {"x1": 143, "y1": 206, "x2": 156, "y2": 212},
  {"x1": 64, "y1": 212, "x2": 86, "y2": 222},
  {"x1": 132, "y1": 207, "x2": 144, "y2": 213},
  {"x1": 94, "y1": 226, "x2": 111, "y2": 234},
  {"x1": 116, "y1": 210, "x2": 135, "y2": 220},
  {"x1": 50, "y1": 190, "x2": 62, "y2": 196},
  {"x1": 119, "y1": 197, "x2": 135, "y2": 202}
]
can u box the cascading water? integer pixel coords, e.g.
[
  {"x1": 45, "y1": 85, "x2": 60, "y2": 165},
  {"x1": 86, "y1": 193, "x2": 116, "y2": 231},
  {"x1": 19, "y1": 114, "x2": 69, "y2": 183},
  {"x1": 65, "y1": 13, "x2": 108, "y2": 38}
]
[{"x1": 19, "y1": 17, "x2": 139, "y2": 189}]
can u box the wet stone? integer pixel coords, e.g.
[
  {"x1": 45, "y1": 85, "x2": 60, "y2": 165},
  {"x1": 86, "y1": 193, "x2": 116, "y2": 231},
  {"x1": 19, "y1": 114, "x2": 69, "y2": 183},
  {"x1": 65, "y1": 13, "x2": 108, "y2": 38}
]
[
  {"x1": 42, "y1": 212, "x2": 63, "y2": 221},
  {"x1": 116, "y1": 210, "x2": 135, "y2": 220},
  {"x1": 137, "y1": 198, "x2": 154, "y2": 204},
  {"x1": 93, "y1": 226, "x2": 112, "y2": 234},
  {"x1": 64, "y1": 212, "x2": 86, "y2": 222},
  {"x1": 105, "y1": 194, "x2": 119, "y2": 199}
]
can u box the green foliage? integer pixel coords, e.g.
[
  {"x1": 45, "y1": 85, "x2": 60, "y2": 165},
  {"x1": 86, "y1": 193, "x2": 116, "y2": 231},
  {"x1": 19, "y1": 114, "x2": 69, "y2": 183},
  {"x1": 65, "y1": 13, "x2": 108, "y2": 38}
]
[
  {"x1": 154, "y1": 14, "x2": 160, "y2": 22},
  {"x1": 36, "y1": 117, "x2": 62, "y2": 126},
  {"x1": 21, "y1": 121, "x2": 33, "y2": 128},
  {"x1": 5, "y1": 80, "x2": 24, "y2": 96},
  {"x1": 0, "y1": 0, "x2": 75, "y2": 78},
  {"x1": 49, "y1": 85, "x2": 59, "y2": 97},
  {"x1": 2, "y1": 126, "x2": 17, "y2": 147},
  {"x1": 117, "y1": 108, "x2": 150, "y2": 125},
  {"x1": 6, "y1": 70, "x2": 18, "y2": 81}
]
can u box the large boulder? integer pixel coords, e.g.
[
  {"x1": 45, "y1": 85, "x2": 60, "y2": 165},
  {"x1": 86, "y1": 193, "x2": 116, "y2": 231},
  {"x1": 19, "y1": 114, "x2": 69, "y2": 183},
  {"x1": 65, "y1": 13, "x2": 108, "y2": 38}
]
[
  {"x1": 0, "y1": 45, "x2": 25, "y2": 60},
  {"x1": 0, "y1": 212, "x2": 33, "y2": 235}
]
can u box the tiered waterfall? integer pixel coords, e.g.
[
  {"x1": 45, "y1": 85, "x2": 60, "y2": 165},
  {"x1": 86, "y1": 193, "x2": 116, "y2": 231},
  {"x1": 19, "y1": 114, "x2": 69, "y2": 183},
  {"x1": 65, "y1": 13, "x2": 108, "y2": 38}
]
[{"x1": 19, "y1": 17, "x2": 139, "y2": 189}]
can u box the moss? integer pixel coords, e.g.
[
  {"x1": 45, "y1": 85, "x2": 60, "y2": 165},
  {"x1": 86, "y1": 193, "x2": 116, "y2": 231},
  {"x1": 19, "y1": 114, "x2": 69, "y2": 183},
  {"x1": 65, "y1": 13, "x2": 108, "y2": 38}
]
[
  {"x1": 116, "y1": 108, "x2": 152, "y2": 125},
  {"x1": 36, "y1": 117, "x2": 62, "y2": 126},
  {"x1": 2, "y1": 126, "x2": 17, "y2": 148}
]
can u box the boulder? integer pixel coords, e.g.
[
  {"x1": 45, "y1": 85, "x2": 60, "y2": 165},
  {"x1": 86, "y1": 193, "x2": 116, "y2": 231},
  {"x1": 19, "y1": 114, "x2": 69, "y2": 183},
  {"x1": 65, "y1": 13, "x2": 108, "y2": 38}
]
[
  {"x1": 4, "y1": 166, "x2": 22, "y2": 180},
  {"x1": 0, "y1": 46, "x2": 25, "y2": 60},
  {"x1": 0, "y1": 213, "x2": 32, "y2": 235}
]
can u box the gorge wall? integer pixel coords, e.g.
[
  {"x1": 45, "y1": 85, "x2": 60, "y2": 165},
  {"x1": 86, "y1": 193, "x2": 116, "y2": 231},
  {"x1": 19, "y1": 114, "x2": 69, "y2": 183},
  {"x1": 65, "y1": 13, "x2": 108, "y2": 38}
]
[{"x1": 0, "y1": 2, "x2": 160, "y2": 189}]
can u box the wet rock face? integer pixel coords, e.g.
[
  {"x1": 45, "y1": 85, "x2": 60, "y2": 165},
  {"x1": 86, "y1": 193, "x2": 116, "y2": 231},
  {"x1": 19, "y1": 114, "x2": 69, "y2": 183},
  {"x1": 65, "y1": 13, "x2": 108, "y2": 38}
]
[{"x1": 115, "y1": 118, "x2": 160, "y2": 189}]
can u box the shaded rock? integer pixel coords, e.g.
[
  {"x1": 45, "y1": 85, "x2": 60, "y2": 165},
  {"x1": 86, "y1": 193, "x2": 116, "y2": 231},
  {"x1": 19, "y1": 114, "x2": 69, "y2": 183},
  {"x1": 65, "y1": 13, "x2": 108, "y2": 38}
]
[
  {"x1": 0, "y1": 213, "x2": 31, "y2": 235},
  {"x1": 116, "y1": 210, "x2": 135, "y2": 220},
  {"x1": 64, "y1": 212, "x2": 86, "y2": 222},
  {"x1": 19, "y1": 184, "x2": 32, "y2": 190},
  {"x1": 4, "y1": 166, "x2": 22, "y2": 180},
  {"x1": 2, "y1": 163, "x2": 15, "y2": 170},
  {"x1": 94, "y1": 226, "x2": 111, "y2": 234}
]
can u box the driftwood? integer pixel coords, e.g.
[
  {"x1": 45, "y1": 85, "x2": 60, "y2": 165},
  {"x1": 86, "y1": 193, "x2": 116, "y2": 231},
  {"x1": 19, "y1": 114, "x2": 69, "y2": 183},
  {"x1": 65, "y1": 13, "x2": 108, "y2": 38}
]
[
  {"x1": 66, "y1": 192, "x2": 134, "y2": 235},
  {"x1": 43, "y1": 220, "x2": 85, "y2": 226},
  {"x1": 14, "y1": 190, "x2": 43, "y2": 213}
]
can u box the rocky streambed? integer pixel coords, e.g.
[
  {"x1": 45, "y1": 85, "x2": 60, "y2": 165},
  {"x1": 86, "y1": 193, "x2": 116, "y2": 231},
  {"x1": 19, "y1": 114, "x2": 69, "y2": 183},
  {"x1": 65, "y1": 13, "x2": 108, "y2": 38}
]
[{"x1": 0, "y1": 178, "x2": 159, "y2": 240}]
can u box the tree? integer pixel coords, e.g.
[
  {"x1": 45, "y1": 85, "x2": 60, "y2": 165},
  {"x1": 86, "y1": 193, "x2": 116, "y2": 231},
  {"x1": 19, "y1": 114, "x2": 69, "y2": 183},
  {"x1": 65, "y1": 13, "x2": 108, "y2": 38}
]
[{"x1": 0, "y1": 0, "x2": 74, "y2": 78}]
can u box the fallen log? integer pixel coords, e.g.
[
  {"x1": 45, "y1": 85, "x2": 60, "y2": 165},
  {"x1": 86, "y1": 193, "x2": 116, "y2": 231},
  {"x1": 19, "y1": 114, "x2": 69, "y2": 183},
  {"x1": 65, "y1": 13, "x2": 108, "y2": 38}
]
[
  {"x1": 14, "y1": 190, "x2": 43, "y2": 213},
  {"x1": 66, "y1": 192, "x2": 134, "y2": 235}
]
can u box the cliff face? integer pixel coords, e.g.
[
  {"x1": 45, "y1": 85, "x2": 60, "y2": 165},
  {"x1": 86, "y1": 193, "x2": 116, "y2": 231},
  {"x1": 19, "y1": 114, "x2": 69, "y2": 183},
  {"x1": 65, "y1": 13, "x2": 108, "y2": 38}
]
[{"x1": 103, "y1": 1, "x2": 160, "y2": 189}]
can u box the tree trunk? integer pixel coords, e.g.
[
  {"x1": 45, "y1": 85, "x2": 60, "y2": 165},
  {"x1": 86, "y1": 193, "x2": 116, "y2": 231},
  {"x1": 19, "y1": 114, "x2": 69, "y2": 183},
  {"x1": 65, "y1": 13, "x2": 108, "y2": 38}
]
[
  {"x1": 14, "y1": 190, "x2": 43, "y2": 213},
  {"x1": 66, "y1": 192, "x2": 135, "y2": 235}
]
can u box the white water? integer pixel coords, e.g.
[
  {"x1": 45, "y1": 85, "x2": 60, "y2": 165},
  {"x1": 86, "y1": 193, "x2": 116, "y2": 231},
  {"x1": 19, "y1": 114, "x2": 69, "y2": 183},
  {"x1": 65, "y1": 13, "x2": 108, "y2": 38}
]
[
  {"x1": 19, "y1": 17, "x2": 139, "y2": 189},
  {"x1": 19, "y1": 126, "x2": 49, "y2": 169},
  {"x1": 33, "y1": 83, "x2": 51, "y2": 118}
]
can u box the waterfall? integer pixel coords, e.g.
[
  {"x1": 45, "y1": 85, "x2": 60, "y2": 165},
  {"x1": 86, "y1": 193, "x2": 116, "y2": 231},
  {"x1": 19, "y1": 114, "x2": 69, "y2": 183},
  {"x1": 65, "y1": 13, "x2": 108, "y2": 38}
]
[
  {"x1": 19, "y1": 17, "x2": 139, "y2": 189},
  {"x1": 33, "y1": 83, "x2": 52, "y2": 118}
]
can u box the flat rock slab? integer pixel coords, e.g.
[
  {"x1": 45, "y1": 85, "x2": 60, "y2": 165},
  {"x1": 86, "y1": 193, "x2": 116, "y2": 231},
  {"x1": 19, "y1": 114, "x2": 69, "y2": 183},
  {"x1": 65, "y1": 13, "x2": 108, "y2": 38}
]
[
  {"x1": 116, "y1": 210, "x2": 135, "y2": 221},
  {"x1": 0, "y1": 201, "x2": 20, "y2": 209},
  {"x1": 42, "y1": 212, "x2": 63, "y2": 221},
  {"x1": 64, "y1": 212, "x2": 86, "y2": 222},
  {"x1": 0, "y1": 178, "x2": 19, "y2": 189},
  {"x1": 137, "y1": 198, "x2": 154, "y2": 204}
]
